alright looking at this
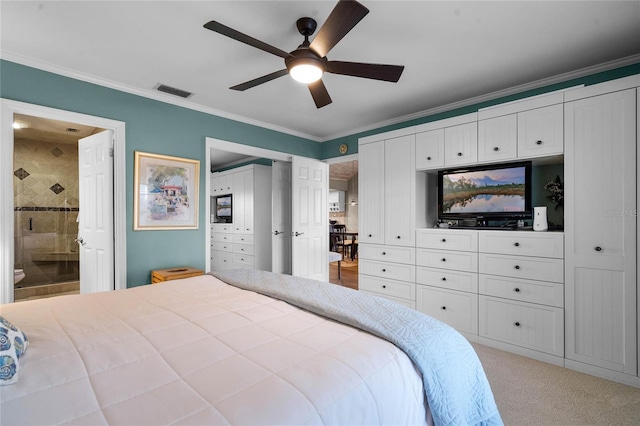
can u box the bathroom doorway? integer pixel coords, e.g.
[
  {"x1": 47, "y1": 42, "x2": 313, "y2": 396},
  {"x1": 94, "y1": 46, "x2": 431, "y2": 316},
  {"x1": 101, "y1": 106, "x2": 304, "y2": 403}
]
[{"x1": 0, "y1": 100, "x2": 127, "y2": 305}]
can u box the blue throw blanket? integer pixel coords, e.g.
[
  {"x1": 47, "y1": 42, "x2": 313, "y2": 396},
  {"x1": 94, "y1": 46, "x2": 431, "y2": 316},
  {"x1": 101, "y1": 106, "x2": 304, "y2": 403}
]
[{"x1": 211, "y1": 270, "x2": 503, "y2": 426}]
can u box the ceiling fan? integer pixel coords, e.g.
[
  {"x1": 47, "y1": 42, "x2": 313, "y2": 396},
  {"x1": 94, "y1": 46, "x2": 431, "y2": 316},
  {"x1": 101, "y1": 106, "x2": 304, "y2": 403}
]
[{"x1": 203, "y1": 0, "x2": 405, "y2": 108}]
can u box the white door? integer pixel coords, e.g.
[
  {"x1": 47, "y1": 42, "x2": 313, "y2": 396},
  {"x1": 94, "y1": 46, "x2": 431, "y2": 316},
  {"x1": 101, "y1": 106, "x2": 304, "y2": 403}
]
[
  {"x1": 272, "y1": 161, "x2": 292, "y2": 274},
  {"x1": 78, "y1": 130, "x2": 114, "y2": 294},
  {"x1": 291, "y1": 156, "x2": 328, "y2": 281}
]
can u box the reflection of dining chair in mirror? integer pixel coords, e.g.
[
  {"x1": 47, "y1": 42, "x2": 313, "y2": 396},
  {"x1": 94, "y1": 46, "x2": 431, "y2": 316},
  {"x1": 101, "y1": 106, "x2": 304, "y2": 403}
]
[{"x1": 332, "y1": 233, "x2": 347, "y2": 256}]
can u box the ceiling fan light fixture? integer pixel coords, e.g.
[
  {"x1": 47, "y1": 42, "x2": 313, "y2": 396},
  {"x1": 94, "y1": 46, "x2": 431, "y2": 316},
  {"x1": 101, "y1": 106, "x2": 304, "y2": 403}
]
[{"x1": 290, "y1": 63, "x2": 323, "y2": 84}]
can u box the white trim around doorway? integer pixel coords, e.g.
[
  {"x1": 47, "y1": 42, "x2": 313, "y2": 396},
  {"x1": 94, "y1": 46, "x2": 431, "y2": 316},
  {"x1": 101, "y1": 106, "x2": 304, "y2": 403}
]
[{"x1": 0, "y1": 99, "x2": 127, "y2": 304}]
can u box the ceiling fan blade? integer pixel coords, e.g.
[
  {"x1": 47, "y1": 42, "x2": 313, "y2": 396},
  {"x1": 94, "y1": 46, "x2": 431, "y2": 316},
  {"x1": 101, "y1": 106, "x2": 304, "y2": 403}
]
[
  {"x1": 204, "y1": 21, "x2": 291, "y2": 59},
  {"x1": 308, "y1": 79, "x2": 332, "y2": 108},
  {"x1": 326, "y1": 61, "x2": 405, "y2": 82},
  {"x1": 230, "y1": 69, "x2": 289, "y2": 91},
  {"x1": 309, "y1": 0, "x2": 369, "y2": 58}
]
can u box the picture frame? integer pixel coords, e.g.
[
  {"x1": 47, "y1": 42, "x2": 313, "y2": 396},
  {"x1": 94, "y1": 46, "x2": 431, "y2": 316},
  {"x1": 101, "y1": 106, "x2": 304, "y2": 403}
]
[{"x1": 133, "y1": 151, "x2": 200, "y2": 230}]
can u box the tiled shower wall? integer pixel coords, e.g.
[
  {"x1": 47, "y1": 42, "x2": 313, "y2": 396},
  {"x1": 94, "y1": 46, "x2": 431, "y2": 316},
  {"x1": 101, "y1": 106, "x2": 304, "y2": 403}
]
[{"x1": 14, "y1": 138, "x2": 79, "y2": 285}]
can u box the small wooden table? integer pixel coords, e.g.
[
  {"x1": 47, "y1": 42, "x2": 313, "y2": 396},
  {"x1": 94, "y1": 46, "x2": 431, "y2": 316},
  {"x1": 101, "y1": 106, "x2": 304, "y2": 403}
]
[{"x1": 151, "y1": 266, "x2": 203, "y2": 283}]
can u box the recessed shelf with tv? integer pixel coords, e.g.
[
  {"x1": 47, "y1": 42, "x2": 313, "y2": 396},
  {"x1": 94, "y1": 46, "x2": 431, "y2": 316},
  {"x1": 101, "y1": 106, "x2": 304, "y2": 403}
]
[
  {"x1": 212, "y1": 193, "x2": 233, "y2": 223},
  {"x1": 437, "y1": 161, "x2": 532, "y2": 229}
]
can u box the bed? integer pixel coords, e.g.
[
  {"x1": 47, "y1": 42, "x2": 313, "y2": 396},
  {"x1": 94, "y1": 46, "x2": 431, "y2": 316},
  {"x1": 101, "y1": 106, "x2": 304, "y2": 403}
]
[{"x1": 0, "y1": 269, "x2": 502, "y2": 425}]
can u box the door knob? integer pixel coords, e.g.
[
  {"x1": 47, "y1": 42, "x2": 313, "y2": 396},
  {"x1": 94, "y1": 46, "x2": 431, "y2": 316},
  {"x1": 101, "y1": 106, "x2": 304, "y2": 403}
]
[
  {"x1": 294, "y1": 232, "x2": 305, "y2": 237},
  {"x1": 273, "y1": 230, "x2": 282, "y2": 235},
  {"x1": 75, "y1": 237, "x2": 86, "y2": 246}
]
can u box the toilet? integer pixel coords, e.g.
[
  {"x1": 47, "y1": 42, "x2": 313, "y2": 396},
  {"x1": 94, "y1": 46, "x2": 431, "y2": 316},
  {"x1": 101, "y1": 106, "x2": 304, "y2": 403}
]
[{"x1": 14, "y1": 269, "x2": 25, "y2": 284}]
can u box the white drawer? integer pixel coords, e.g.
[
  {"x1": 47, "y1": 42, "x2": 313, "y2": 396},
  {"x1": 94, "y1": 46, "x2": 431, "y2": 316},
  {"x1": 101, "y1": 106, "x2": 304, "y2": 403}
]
[
  {"x1": 416, "y1": 285, "x2": 478, "y2": 335},
  {"x1": 416, "y1": 229, "x2": 478, "y2": 251},
  {"x1": 212, "y1": 233, "x2": 233, "y2": 243},
  {"x1": 233, "y1": 244, "x2": 254, "y2": 255},
  {"x1": 479, "y1": 231, "x2": 564, "y2": 258},
  {"x1": 359, "y1": 259, "x2": 416, "y2": 283},
  {"x1": 479, "y1": 296, "x2": 564, "y2": 357},
  {"x1": 212, "y1": 223, "x2": 234, "y2": 233},
  {"x1": 212, "y1": 241, "x2": 232, "y2": 252},
  {"x1": 416, "y1": 267, "x2": 478, "y2": 293},
  {"x1": 360, "y1": 290, "x2": 416, "y2": 309},
  {"x1": 416, "y1": 248, "x2": 478, "y2": 272},
  {"x1": 232, "y1": 263, "x2": 254, "y2": 270},
  {"x1": 232, "y1": 234, "x2": 255, "y2": 245},
  {"x1": 479, "y1": 253, "x2": 564, "y2": 283},
  {"x1": 233, "y1": 253, "x2": 254, "y2": 267},
  {"x1": 358, "y1": 244, "x2": 416, "y2": 264},
  {"x1": 212, "y1": 250, "x2": 233, "y2": 270},
  {"x1": 478, "y1": 274, "x2": 563, "y2": 307},
  {"x1": 359, "y1": 275, "x2": 416, "y2": 301}
]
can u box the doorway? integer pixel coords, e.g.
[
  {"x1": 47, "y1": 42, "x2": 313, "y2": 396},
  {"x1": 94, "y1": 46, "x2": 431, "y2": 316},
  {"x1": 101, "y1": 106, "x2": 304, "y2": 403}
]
[{"x1": 0, "y1": 99, "x2": 127, "y2": 304}]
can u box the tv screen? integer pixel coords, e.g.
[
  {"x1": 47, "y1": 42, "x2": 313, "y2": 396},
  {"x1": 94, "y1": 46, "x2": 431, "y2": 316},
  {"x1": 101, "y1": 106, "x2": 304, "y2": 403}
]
[
  {"x1": 438, "y1": 162, "x2": 532, "y2": 221},
  {"x1": 215, "y1": 194, "x2": 232, "y2": 219}
]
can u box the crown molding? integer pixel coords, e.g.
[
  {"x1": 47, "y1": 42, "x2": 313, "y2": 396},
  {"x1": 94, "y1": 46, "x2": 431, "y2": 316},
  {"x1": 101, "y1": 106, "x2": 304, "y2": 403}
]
[
  {"x1": 320, "y1": 53, "x2": 640, "y2": 142},
  {"x1": 0, "y1": 51, "x2": 323, "y2": 143}
]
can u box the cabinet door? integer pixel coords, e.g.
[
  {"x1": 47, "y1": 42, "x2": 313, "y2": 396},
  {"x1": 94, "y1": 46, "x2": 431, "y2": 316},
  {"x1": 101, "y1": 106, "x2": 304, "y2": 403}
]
[
  {"x1": 358, "y1": 141, "x2": 385, "y2": 245},
  {"x1": 232, "y1": 171, "x2": 245, "y2": 233},
  {"x1": 444, "y1": 122, "x2": 478, "y2": 166},
  {"x1": 478, "y1": 114, "x2": 517, "y2": 163},
  {"x1": 416, "y1": 129, "x2": 445, "y2": 169},
  {"x1": 564, "y1": 88, "x2": 637, "y2": 375},
  {"x1": 384, "y1": 135, "x2": 416, "y2": 246},
  {"x1": 518, "y1": 104, "x2": 564, "y2": 158},
  {"x1": 242, "y1": 170, "x2": 254, "y2": 234}
]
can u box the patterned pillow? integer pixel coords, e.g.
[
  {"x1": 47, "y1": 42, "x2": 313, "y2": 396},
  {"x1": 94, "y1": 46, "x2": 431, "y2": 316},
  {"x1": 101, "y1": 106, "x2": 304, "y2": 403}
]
[{"x1": 0, "y1": 315, "x2": 29, "y2": 385}]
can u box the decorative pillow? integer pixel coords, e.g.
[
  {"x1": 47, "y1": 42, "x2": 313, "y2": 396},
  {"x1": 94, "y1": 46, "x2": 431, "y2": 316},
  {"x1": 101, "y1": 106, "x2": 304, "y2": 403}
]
[{"x1": 0, "y1": 315, "x2": 29, "y2": 385}]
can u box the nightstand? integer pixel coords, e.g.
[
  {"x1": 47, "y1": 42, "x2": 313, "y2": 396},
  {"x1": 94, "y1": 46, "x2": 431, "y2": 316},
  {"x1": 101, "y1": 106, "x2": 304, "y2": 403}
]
[{"x1": 151, "y1": 266, "x2": 203, "y2": 284}]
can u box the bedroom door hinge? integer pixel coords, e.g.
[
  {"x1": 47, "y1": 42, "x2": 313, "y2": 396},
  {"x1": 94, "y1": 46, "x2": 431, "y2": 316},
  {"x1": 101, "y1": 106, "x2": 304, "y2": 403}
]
[{"x1": 109, "y1": 147, "x2": 114, "y2": 158}]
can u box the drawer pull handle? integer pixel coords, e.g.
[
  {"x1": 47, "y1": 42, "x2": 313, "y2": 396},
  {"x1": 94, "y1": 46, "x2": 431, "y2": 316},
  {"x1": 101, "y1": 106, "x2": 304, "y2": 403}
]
[
  {"x1": 441, "y1": 306, "x2": 447, "y2": 310},
  {"x1": 382, "y1": 285, "x2": 386, "y2": 289},
  {"x1": 441, "y1": 238, "x2": 446, "y2": 242},
  {"x1": 493, "y1": 147, "x2": 499, "y2": 152},
  {"x1": 441, "y1": 277, "x2": 447, "y2": 281},
  {"x1": 427, "y1": 156, "x2": 432, "y2": 160},
  {"x1": 441, "y1": 258, "x2": 447, "y2": 262},
  {"x1": 382, "y1": 269, "x2": 386, "y2": 272},
  {"x1": 595, "y1": 246, "x2": 602, "y2": 252},
  {"x1": 536, "y1": 140, "x2": 543, "y2": 145},
  {"x1": 514, "y1": 322, "x2": 521, "y2": 327},
  {"x1": 368, "y1": 234, "x2": 372, "y2": 237},
  {"x1": 382, "y1": 252, "x2": 386, "y2": 255},
  {"x1": 514, "y1": 265, "x2": 520, "y2": 270},
  {"x1": 514, "y1": 242, "x2": 520, "y2": 247},
  {"x1": 514, "y1": 288, "x2": 520, "y2": 293},
  {"x1": 457, "y1": 152, "x2": 463, "y2": 157},
  {"x1": 396, "y1": 235, "x2": 401, "y2": 239}
]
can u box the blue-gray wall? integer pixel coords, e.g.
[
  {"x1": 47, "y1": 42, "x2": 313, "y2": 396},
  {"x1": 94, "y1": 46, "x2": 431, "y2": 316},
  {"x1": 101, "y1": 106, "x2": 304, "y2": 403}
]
[
  {"x1": 1, "y1": 60, "x2": 320, "y2": 286},
  {"x1": 2, "y1": 59, "x2": 639, "y2": 285}
]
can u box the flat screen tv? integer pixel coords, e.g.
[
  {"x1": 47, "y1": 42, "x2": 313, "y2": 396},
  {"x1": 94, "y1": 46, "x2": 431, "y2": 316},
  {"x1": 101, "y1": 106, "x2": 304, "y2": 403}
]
[
  {"x1": 438, "y1": 161, "x2": 532, "y2": 222},
  {"x1": 214, "y1": 194, "x2": 232, "y2": 223}
]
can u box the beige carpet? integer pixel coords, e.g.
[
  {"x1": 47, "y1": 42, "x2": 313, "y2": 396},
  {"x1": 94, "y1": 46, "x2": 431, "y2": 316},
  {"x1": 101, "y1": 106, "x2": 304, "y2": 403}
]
[{"x1": 472, "y1": 343, "x2": 640, "y2": 425}]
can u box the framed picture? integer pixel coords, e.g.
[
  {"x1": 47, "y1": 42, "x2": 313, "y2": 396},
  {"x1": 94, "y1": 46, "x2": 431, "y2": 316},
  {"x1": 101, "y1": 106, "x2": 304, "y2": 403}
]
[{"x1": 134, "y1": 151, "x2": 200, "y2": 230}]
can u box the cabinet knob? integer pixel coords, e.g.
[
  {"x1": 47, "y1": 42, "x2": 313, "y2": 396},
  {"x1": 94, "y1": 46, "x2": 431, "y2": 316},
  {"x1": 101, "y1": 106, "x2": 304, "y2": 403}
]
[
  {"x1": 441, "y1": 277, "x2": 447, "y2": 281},
  {"x1": 382, "y1": 268, "x2": 386, "y2": 272},
  {"x1": 595, "y1": 246, "x2": 602, "y2": 252},
  {"x1": 427, "y1": 156, "x2": 432, "y2": 160},
  {"x1": 382, "y1": 252, "x2": 386, "y2": 255},
  {"x1": 382, "y1": 285, "x2": 386, "y2": 289},
  {"x1": 493, "y1": 147, "x2": 499, "y2": 152},
  {"x1": 514, "y1": 242, "x2": 520, "y2": 247},
  {"x1": 441, "y1": 258, "x2": 447, "y2": 262},
  {"x1": 441, "y1": 238, "x2": 446, "y2": 242},
  {"x1": 396, "y1": 235, "x2": 401, "y2": 239},
  {"x1": 514, "y1": 288, "x2": 521, "y2": 293},
  {"x1": 457, "y1": 152, "x2": 463, "y2": 157},
  {"x1": 514, "y1": 265, "x2": 520, "y2": 270},
  {"x1": 536, "y1": 140, "x2": 543, "y2": 145},
  {"x1": 441, "y1": 306, "x2": 447, "y2": 310},
  {"x1": 368, "y1": 234, "x2": 372, "y2": 237},
  {"x1": 514, "y1": 322, "x2": 521, "y2": 327}
]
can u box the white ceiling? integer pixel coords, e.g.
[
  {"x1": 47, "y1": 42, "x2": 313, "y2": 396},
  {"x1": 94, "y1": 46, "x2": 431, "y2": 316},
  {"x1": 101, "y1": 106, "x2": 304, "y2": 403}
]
[{"x1": 1, "y1": 1, "x2": 639, "y2": 143}]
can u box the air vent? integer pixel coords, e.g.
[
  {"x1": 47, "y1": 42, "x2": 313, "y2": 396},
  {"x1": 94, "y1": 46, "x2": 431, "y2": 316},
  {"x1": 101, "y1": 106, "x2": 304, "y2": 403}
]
[
  {"x1": 66, "y1": 128, "x2": 79, "y2": 133},
  {"x1": 155, "y1": 83, "x2": 194, "y2": 99}
]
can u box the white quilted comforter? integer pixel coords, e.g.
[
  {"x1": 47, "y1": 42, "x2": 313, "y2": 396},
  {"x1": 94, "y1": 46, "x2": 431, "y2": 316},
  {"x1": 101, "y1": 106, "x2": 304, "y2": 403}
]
[{"x1": 0, "y1": 274, "x2": 428, "y2": 425}]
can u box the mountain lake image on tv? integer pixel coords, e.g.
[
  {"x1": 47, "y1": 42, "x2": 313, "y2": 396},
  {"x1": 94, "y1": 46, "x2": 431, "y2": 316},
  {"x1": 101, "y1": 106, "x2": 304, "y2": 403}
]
[{"x1": 439, "y1": 162, "x2": 531, "y2": 220}]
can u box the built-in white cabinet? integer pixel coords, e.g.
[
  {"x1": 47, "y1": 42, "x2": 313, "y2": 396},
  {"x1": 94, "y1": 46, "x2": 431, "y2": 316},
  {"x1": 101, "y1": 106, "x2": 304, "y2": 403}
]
[
  {"x1": 210, "y1": 164, "x2": 272, "y2": 272},
  {"x1": 517, "y1": 103, "x2": 564, "y2": 158},
  {"x1": 478, "y1": 114, "x2": 517, "y2": 163},
  {"x1": 358, "y1": 134, "x2": 416, "y2": 307},
  {"x1": 211, "y1": 173, "x2": 232, "y2": 195},
  {"x1": 328, "y1": 190, "x2": 345, "y2": 212},
  {"x1": 415, "y1": 129, "x2": 445, "y2": 169},
  {"x1": 444, "y1": 122, "x2": 478, "y2": 166},
  {"x1": 564, "y1": 86, "x2": 637, "y2": 381}
]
